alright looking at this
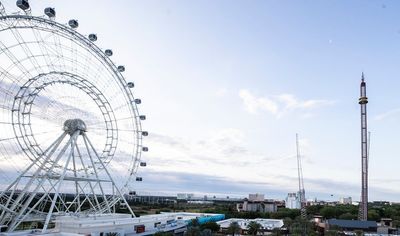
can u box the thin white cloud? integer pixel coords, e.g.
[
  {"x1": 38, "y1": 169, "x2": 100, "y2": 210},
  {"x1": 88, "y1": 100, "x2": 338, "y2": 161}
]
[
  {"x1": 239, "y1": 89, "x2": 278, "y2": 114},
  {"x1": 215, "y1": 88, "x2": 228, "y2": 97},
  {"x1": 239, "y1": 89, "x2": 335, "y2": 118},
  {"x1": 374, "y1": 108, "x2": 400, "y2": 121},
  {"x1": 143, "y1": 129, "x2": 309, "y2": 195}
]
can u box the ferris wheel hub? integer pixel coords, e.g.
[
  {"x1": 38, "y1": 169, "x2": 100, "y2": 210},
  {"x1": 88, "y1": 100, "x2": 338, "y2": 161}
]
[{"x1": 63, "y1": 119, "x2": 87, "y2": 135}]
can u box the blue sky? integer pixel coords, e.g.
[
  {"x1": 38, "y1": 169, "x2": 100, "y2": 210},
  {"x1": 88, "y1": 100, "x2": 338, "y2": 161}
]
[{"x1": 2, "y1": 0, "x2": 400, "y2": 201}]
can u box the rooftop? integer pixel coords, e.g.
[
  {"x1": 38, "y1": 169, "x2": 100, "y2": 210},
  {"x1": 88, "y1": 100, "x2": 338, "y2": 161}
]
[{"x1": 327, "y1": 219, "x2": 377, "y2": 229}]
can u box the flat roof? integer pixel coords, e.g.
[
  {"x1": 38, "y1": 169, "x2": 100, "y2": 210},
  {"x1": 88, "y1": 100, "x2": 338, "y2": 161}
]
[{"x1": 327, "y1": 219, "x2": 377, "y2": 229}]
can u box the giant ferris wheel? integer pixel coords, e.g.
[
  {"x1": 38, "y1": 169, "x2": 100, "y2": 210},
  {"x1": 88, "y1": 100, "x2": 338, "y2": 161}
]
[{"x1": 0, "y1": 0, "x2": 148, "y2": 232}]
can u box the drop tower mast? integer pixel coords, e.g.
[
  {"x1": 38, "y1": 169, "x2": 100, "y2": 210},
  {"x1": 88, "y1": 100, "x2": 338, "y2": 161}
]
[{"x1": 358, "y1": 73, "x2": 368, "y2": 221}]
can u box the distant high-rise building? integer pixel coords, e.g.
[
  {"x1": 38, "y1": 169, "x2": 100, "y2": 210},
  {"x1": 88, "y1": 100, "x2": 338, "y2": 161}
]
[
  {"x1": 339, "y1": 197, "x2": 352, "y2": 205},
  {"x1": 285, "y1": 192, "x2": 300, "y2": 209},
  {"x1": 237, "y1": 195, "x2": 280, "y2": 213},
  {"x1": 248, "y1": 193, "x2": 265, "y2": 202},
  {"x1": 177, "y1": 193, "x2": 194, "y2": 200}
]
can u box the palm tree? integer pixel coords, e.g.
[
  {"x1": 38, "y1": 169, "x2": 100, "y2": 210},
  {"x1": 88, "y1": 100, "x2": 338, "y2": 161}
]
[
  {"x1": 227, "y1": 221, "x2": 241, "y2": 236},
  {"x1": 247, "y1": 221, "x2": 262, "y2": 236}
]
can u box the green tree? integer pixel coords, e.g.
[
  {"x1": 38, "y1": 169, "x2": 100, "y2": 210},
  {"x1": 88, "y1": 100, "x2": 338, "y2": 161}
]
[
  {"x1": 325, "y1": 230, "x2": 338, "y2": 236},
  {"x1": 289, "y1": 217, "x2": 318, "y2": 236},
  {"x1": 392, "y1": 220, "x2": 400, "y2": 228},
  {"x1": 200, "y1": 222, "x2": 220, "y2": 232},
  {"x1": 270, "y1": 228, "x2": 282, "y2": 236},
  {"x1": 186, "y1": 219, "x2": 201, "y2": 236},
  {"x1": 354, "y1": 230, "x2": 363, "y2": 236},
  {"x1": 320, "y1": 206, "x2": 336, "y2": 219},
  {"x1": 368, "y1": 209, "x2": 380, "y2": 221},
  {"x1": 270, "y1": 208, "x2": 300, "y2": 219},
  {"x1": 283, "y1": 217, "x2": 293, "y2": 228},
  {"x1": 190, "y1": 219, "x2": 200, "y2": 227},
  {"x1": 246, "y1": 221, "x2": 262, "y2": 235},
  {"x1": 185, "y1": 226, "x2": 201, "y2": 236},
  {"x1": 339, "y1": 212, "x2": 356, "y2": 220},
  {"x1": 200, "y1": 229, "x2": 212, "y2": 236},
  {"x1": 290, "y1": 221, "x2": 305, "y2": 236},
  {"x1": 227, "y1": 221, "x2": 241, "y2": 236},
  {"x1": 154, "y1": 232, "x2": 173, "y2": 236},
  {"x1": 105, "y1": 233, "x2": 120, "y2": 236}
]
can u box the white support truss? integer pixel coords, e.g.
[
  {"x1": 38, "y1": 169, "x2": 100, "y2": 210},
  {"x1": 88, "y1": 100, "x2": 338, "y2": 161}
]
[{"x1": 0, "y1": 119, "x2": 135, "y2": 233}]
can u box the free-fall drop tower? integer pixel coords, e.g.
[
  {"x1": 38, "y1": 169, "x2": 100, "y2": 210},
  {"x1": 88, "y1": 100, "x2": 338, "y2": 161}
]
[{"x1": 358, "y1": 73, "x2": 368, "y2": 221}]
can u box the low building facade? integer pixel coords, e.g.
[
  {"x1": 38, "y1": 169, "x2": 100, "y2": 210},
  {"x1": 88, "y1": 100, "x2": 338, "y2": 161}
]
[{"x1": 217, "y1": 218, "x2": 284, "y2": 234}]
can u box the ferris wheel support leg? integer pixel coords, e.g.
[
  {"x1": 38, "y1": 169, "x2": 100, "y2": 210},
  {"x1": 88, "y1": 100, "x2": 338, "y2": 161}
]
[
  {"x1": 9, "y1": 184, "x2": 57, "y2": 231},
  {"x1": 1, "y1": 132, "x2": 68, "y2": 226},
  {"x1": 0, "y1": 2, "x2": 5, "y2": 16},
  {"x1": 0, "y1": 132, "x2": 67, "y2": 205},
  {"x1": 74, "y1": 143, "x2": 102, "y2": 212},
  {"x1": 82, "y1": 133, "x2": 136, "y2": 217},
  {"x1": 38, "y1": 179, "x2": 70, "y2": 212},
  {"x1": 74, "y1": 143, "x2": 102, "y2": 211},
  {"x1": 82, "y1": 133, "x2": 112, "y2": 214},
  {"x1": 42, "y1": 132, "x2": 79, "y2": 233},
  {"x1": 66, "y1": 179, "x2": 99, "y2": 213},
  {"x1": 6, "y1": 132, "x2": 74, "y2": 231},
  {"x1": 75, "y1": 184, "x2": 99, "y2": 212},
  {"x1": 72, "y1": 152, "x2": 81, "y2": 213},
  {"x1": 112, "y1": 184, "x2": 115, "y2": 214}
]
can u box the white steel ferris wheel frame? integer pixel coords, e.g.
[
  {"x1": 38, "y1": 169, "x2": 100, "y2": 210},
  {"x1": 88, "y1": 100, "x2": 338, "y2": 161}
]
[{"x1": 0, "y1": 4, "x2": 146, "y2": 233}]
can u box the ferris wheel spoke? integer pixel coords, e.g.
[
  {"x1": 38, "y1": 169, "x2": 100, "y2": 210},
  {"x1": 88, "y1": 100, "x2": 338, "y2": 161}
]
[
  {"x1": 0, "y1": 65, "x2": 20, "y2": 85},
  {"x1": 32, "y1": 30, "x2": 58, "y2": 72},
  {"x1": 50, "y1": 30, "x2": 67, "y2": 72},
  {"x1": 70, "y1": 38, "x2": 79, "y2": 75},
  {"x1": 9, "y1": 28, "x2": 43, "y2": 75},
  {"x1": 88, "y1": 115, "x2": 134, "y2": 126},
  {"x1": 0, "y1": 41, "x2": 33, "y2": 78}
]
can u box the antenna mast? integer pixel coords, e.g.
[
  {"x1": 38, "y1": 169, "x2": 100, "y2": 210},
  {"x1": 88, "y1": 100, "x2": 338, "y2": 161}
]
[{"x1": 296, "y1": 134, "x2": 307, "y2": 219}]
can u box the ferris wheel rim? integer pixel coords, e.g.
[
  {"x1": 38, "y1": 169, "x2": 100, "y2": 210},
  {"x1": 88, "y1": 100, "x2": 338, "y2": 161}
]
[{"x1": 0, "y1": 13, "x2": 144, "y2": 179}]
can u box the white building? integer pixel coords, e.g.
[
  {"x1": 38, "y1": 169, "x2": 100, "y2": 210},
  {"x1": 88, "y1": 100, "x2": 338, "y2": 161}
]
[
  {"x1": 285, "y1": 192, "x2": 300, "y2": 209},
  {"x1": 339, "y1": 197, "x2": 352, "y2": 205},
  {"x1": 177, "y1": 193, "x2": 195, "y2": 200},
  {"x1": 248, "y1": 193, "x2": 265, "y2": 202},
  {"x1": 7, "y1": 212, "x2": 224, "y2": 236},
  {"x1": 217, "y1": 218, "x2": 284, "y2": 233}
]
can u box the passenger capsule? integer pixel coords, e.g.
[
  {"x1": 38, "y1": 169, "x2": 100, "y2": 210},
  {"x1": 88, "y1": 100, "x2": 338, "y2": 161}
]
[
  {"x1": 118, "y1": 66, "x2": 125, "y2": 72},
  {"x1": 136, "y1": 177, "x2": 143, "y2": 181},
  {"x1": 140, "y1": 162, "x2": 147, "y2": 167},
  {"x1": 44, "y1": 7, "x2": 55, "y2": 18},
  {"x1": 139, "y1": 115, "x2": 146, "y2": 120},
  {"x1": 127, "y1": 82, "x2": 134, "y2": 88},
  {"x1": 16, "y1": 0, "x2": 30, "y2": 10},
  {"x1": 129, "y1": 191, "x2": 136, "y2": 195},
  {"x1": 142, "y1": 147, "x2": 148, "y2": 152},
  {"x1": 142, "y1": 131, "x2": 148, "y2": 136},
  {"x1": 105, "y1": 49, "x2": 113, "y2": 56},
  {"x1": 134, "y1": 99, "x2": 141, "y2": 104},
  {"x1": 68, "y1": 19, "x2": 79, "y2": 28},
  {"x1": 88, "y1": 34, "x2": 97, "y2": 42}
]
